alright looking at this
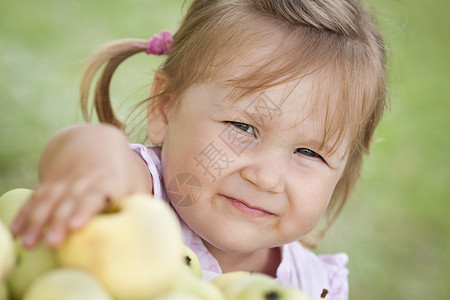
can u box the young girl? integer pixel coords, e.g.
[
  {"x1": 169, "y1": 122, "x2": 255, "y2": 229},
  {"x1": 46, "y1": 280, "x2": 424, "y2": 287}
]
[{"x1": 11, "y1": 0, "x2": 387, "y2": 298}]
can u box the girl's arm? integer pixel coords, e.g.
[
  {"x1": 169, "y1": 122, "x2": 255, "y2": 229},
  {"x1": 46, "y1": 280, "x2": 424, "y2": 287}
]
[{"x1": 11, "y1": 123, "x2": 153, "y2": 248}]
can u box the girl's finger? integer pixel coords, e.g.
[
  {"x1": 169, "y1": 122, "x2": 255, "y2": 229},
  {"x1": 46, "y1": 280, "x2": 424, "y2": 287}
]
[
  {"x1": 68, "y1": 191, "x2": 108, "y2": 230},
  {"x1": 45, "y1": 199, "x2": 77, "y2": 247},
  {"x1": 11, "y1": 187, "x2": 46, "y2": 234},
  {"x1": 13, "y1": 185, "x2": 65, "y2": 247},
  {"x1": 20, "y1": 202, "x2": 55, "y2": 248}
]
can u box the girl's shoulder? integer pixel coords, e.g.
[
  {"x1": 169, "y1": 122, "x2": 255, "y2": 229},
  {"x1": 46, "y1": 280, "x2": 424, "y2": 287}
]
[
  {"x1": 129, "y1": 144, "x2": 164, "y2": 198},
  {"x1": 277, "y1": 241, "x2": 349, "y2": 299},
  {"x1": 129, "y1": 144, "x2": 162, "y2": 166}
]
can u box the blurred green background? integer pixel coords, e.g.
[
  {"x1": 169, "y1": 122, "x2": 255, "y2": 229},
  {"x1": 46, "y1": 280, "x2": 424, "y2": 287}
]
[{"x1": 0, "y1": 0, "x2": 449, "y2": 299}]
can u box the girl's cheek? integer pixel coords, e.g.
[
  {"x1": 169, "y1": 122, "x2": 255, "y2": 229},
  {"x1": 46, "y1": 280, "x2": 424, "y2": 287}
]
[
  {"x1": 166, "y1": 172, "x2": 203, "y2": 208},
  {"x1": 189, "y1": 126, "x2": 251, "y2": 185}
]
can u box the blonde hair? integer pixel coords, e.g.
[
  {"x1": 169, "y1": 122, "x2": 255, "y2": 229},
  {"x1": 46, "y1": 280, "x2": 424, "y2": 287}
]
[{"x1": 80, "y1": 0, "x2": 387, "y2": 248}]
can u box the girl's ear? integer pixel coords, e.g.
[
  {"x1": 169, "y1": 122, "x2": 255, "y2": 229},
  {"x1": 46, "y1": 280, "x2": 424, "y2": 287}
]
[{"x1": 147, "y1": 72, "x2": 171, "y2": 145}]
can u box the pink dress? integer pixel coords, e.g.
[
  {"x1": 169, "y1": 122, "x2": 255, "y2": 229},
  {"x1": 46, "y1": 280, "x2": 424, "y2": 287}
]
[{"x1": 131, "y1": 144, "x2": 349, "y2": 300}]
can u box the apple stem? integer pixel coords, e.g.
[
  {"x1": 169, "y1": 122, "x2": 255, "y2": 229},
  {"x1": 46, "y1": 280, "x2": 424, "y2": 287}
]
[
  {"x1": 264, "y1": 291, "x2": 280, "y2": 300},
  {"x1": 185, "y1": 255, "x2": 192, "y2": 266},
  {"x1": 320, "y1": 288, "x2": 329, "y2": 298}
]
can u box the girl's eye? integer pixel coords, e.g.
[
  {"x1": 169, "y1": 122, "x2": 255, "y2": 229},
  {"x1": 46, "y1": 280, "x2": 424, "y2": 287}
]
[
  {"x1": 230, "y1": 122, "x2": 255, "y2": 136},
  {"x1": 296, "y1": 148, "x2": 322, "y2": 159}
]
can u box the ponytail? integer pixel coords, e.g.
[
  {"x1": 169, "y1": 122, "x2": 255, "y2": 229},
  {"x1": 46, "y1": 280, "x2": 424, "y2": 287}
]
[
  {"x1": 80, "y1": 31, "x2": 173, "y2": 130},
  {"x1": 80, "y1": 38, "x2": 147, "y2": 129}
]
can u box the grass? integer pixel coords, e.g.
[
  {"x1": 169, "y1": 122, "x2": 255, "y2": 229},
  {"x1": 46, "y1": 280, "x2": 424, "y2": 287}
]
[{"x1": 1, "y1": 0, "x2": 449, "y2": 299}]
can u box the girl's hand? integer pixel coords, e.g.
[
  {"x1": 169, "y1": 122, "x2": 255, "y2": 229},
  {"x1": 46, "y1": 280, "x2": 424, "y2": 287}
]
[{"x1": 11, "y1": 124, "x2": 152, "y2": 248}]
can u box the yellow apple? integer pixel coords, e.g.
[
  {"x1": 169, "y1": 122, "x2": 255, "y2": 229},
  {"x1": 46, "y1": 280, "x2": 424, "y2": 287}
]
[
  {"x1": 153, "y1": 293, "x2": 201, "y2": 300},
  {"x1": 57, "y1": 194, "x2": 184, "y2": 300},
  {"x1": 182, "y1": 244, "x2": 202, "y2": 278},
  {"x1": 0, "y1": 188, "x2": 58, "y2": 300},
  {"x1": 23, "y1": 268, "x2": 113, "y2": 300},
  {"x1": 0, "y1": 219, "x2": 15, "y2": 281}
]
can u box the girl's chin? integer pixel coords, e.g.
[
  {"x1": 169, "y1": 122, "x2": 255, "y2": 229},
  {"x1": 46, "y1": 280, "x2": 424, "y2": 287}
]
[{"x1": 200, "y1": 229, "x2": 279, "y2": 255}]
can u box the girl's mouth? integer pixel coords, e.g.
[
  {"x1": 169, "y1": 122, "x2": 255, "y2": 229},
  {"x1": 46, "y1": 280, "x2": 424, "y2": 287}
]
[{"x1": 221, "y1": 195, "x2": 275, "y2": 218}]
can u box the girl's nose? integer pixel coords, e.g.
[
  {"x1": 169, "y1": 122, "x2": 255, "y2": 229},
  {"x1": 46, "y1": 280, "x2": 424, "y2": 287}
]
[{"x1": 240, "y1": 158, "x2": 285, "y2": 193}]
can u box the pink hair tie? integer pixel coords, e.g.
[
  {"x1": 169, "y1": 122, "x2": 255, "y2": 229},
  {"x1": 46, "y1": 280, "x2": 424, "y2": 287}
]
[{"x1": 145, "y1": 30, "x2": 173, "y2": 55}]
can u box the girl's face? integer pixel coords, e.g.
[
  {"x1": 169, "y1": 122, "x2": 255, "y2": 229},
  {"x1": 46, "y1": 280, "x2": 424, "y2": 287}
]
[{"x1": 158, "y1": 76, "x2": 349, "y2": 254}]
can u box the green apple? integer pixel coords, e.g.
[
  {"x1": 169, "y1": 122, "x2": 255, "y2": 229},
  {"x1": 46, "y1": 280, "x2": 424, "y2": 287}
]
[
  {"x1": 0, "y1": 282, "x2": 9, "y2": 300},
  {"x1": 210, "y1": 271, "x2": 252, "y2": 290},
  {"x1": 0, "y1": 219, "x2": 15, "y2": 281},
  {"x1": 57, "y1": 194, "x2": 184, "y2": 300},
  {"x1": 182, "y1": 244, "x2": 202, "y2": 278},
  {"x1": 214, "y1": 271, "x2": 316, "y2": 299},
  {"x1": 220, "y1": 272, "x2": 276, "y2": 299},
  {"x1": 8, "y1": 242, "x2": 58, "y2": 300},
  {"x1": 158, "y1": 269, "x2": 225, "y2": 300},
  {"x1": 23, "y1": 268, "x2": 112, "y2": 300},
  {"x1": 0, "y1": 188, "x2": 33, "y2": 226},
  {"x1": 0, "y1": 188, "x2": 58, "y2": 300},
  {"x1": 220, "y1": 272, "x2": 309, "y2": 300}
]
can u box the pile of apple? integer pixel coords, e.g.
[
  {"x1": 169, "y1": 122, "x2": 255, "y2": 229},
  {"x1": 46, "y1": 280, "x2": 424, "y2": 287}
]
[{"x1": 0, "y1": 189, "x2": 320, "y2": 300}]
